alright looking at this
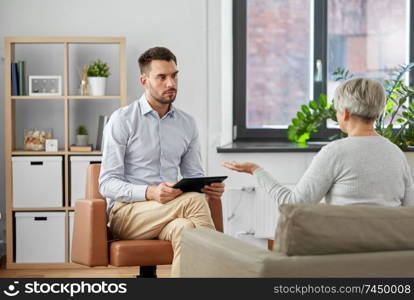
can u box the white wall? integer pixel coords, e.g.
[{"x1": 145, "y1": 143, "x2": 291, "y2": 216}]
[{"x1": 0, "y1": 0, "x2": 211, "y2": 252}]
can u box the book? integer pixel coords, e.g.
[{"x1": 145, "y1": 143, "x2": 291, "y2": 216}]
[
  {"x1": 11, "y1": 63, "x2": 18, "y2": 96},
  {"x1": 70, "y1": 144, "x2": 93, "y2": 152},
  {"x1": 96, "y1": 115, "x2": 109, "y2": 151},
  {"x1": 17, "y1": 61, "x2": 25, "y2": 95}
]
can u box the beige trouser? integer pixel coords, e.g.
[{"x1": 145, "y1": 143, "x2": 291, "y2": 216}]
[{"x1": 109, "y1": 192, "x2": 215, "y2": 277}]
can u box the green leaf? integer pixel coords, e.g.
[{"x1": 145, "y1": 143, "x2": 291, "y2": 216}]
[
  {"x1": 301, "y1": 105, "x2": 311, "y2": 115},
  {"x1": 309, "y1": 100, "x2": 318, "y2": 110},
  {"x1": 287, "y1": 126, "x2": 297, "y2": 142},
  {"x1": 297, "y1": 132, "x2": 310, "y2": 144},
  {"x1": 297, "y1": 111, "x2": 305, "y2": 120},
  {"x1": 385, "y1": 100, "x2": 395, "y2": 112},
  {"x1": 399, "y1": 97, "x2": 407, "y2": 105},
  {"x1": 319, "y1": 94, "x2": 327, "y2": 107},
  {"x1": 409, "y1": 102, "x2": 414, "y2": 113}
]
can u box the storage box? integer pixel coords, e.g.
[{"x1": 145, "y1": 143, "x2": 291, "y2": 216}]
[
  {"x1": 70, "y1": 156, "x2": 102, "y2": 206},
  {"x1": 69, "y1": 211, "x2": 74, "y2": 261},
  {"x1": 12, "y1": 156, "x2": 63, "y2": 207},
  {"x1": 15, "y1": 212, "x2": 65, "y2": 263}
]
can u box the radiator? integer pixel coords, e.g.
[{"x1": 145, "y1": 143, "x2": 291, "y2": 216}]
[
  {"x1": 223, "y1": 187, "x2": 256, "y2": 237},
  {"x1": 223, "y1": 187, "x2": 279, "y2": 240},
  {"x1": 254, "y1": 187, "x2": 279, "y2": 239}
]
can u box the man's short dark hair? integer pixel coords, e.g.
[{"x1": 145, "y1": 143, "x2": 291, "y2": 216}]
[{"x1": 138, "y1": 47, "x2": 177, "y2": 74}]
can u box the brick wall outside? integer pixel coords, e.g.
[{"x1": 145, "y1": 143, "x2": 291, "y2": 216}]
[{"x1": 246, "y1": 0, "x2": 407, "y2": 128}]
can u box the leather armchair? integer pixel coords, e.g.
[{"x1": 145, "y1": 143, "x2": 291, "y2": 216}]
[{"x1": 71, "y1": 163, "x2": 223, "y2": 277}]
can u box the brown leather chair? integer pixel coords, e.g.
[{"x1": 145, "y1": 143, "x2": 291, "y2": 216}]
[{"x1": 71, "y1": 163, "x2": 223, "y2": 277}]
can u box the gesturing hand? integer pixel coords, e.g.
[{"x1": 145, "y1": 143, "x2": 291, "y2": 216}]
[
  {"x1": 146, "y1": 182, "x2": 183, "y2": 204},
  {"x1": 223, "y1": 161, "x2": 260, "y2": 175}
]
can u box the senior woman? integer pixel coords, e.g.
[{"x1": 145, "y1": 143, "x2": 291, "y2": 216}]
[{"x1": 224, "y1": 77, "x2": 414, "y2": 206}]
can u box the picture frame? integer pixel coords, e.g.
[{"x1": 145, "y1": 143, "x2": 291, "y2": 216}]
[
  {"x1": 45, "y1": 139, "x2": 58, "y2": 152},
  {"x1": 29, "y1": 75, "x2": 62, "y2": 96}
]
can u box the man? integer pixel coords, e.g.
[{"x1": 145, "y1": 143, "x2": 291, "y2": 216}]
[{"x1": 99, "y1": 46, "x2": 225, "y2": 277}]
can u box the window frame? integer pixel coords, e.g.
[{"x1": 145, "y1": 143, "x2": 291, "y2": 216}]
[{"x1": 233, "y1": 0, "x2": 414, "y2": 142}]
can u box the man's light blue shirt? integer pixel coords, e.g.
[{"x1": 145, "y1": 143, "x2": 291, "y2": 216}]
[{"x1": 99, "y1": 94, "x2": 204, "y2": 212}]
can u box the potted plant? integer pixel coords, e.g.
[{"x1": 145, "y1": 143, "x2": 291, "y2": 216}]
[
  {"x1": 76, "y1": 125, "x2": 89, "y2": 146},
  {"x1": 87, "y1": 59, "x2": 110, "y2": 96},
  {"x1": 288, "y1": 63, "x2": 414, "y2": 150}
]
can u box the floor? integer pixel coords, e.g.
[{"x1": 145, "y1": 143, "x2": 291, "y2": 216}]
[{"x1": 0, "y1": 257, "x2": 172, "y2": 278}]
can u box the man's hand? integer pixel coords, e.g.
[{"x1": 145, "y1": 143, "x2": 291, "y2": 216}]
[
  {"x1": 201, "y1": 182, "x2": 225, "y2": 201},
  {"x1": 146, "y1": 182, "x2": 183, "y2": 204},
  {"x1": 223, "y1": 161, "x2": 260, "y2": 175}
]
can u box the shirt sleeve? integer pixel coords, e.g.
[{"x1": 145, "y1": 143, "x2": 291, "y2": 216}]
[
  {"x1": 99, "y1": 110, "x2": 147, "y2": 202},
  {"x1": 179, "y1": 120, "x2": 205, "y2": 178},
  {"x1": 253, "y1": 145, "x2": 336, "y2": 205}
]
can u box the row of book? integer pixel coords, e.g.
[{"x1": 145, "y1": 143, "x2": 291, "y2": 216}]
[
  {"x1": 11, "y1": 61, "x2": 26, "y2": 96},
  {"x1": 69, "y1": 115, "x2": 109, "y2": 152}
]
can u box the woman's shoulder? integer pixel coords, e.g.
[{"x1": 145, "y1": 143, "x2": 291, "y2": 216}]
[
  {"x1": 322, "y1": 136, "x2": 405, "y2": 158},
  {"x1": 319, "y1": 138, "x2": 346, "y2": 153}
]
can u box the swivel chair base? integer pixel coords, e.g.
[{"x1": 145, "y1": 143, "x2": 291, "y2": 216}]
[{"x1": 136, "y1": 265, "x2": 157, "y2": 278}]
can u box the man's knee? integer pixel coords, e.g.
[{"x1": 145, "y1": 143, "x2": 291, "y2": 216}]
[
  {"x1": 186, "y1": 192, "x2": 207, "y2": 205},
  {"x1": 174, "y1": 218, "x2": 196, "y2": 232}
]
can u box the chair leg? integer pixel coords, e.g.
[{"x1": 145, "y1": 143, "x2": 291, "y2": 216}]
[{"x1": 136, "y1": 265, "x2": 157, "y2": 278}]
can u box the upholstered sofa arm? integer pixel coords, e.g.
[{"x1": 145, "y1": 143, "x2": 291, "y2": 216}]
[
  {"x1": 180, "y1": 229, "x2": 414, "y2": 278},
  {"x1": 180, "y1": 228, "x2": 274, "y2": 277},
  {"x1": 71, "y1": 199, "x2": 109, "y2": 266}
]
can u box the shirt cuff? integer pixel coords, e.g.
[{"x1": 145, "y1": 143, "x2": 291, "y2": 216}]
[
  {"x1": 253, "y1": 167, "x2": 265, "y2": 176},
  {"x1": 131, "y1": 185, "x2": 148, "y2": 201}
]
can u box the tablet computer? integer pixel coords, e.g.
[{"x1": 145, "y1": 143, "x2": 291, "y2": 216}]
[{"x1": 172, "y1": 176, "x2": 228, "y2": 193}]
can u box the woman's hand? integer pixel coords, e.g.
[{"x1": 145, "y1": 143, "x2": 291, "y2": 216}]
[{"x1": 223, "y1": 161, "x2": 260, "y2": 175}]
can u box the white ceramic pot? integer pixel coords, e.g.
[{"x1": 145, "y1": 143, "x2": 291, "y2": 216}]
[
  {"x1": 88, "y1": 77, "x2": 106, "y2": 96},
  {"x1": 76, "y1": 135, "x2": 88, "y2": 146}
]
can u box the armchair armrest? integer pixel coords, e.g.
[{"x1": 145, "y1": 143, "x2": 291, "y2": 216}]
[
  {"x1": 180, "y1": 228, "x2": 273, "y2": 277},
  {"x1": 71, "y1": 198, "x2": 109, "y2": 266},
  {"x1": 207, "y1": 197, "x2": 223, "y2": 233}
]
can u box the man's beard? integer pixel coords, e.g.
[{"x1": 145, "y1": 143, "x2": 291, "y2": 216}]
[{"x1": 149, "y1": 86, "x2": 177, "y2": 105}]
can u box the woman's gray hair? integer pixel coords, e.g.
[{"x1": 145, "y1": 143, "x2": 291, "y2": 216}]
[{"x1": 333, "y1": 77, "x2": 386, "y2": 121}]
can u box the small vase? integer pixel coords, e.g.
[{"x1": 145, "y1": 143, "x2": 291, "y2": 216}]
[
  {"x1": 79, "y1": 80, "x2": 89, "y2": 96},
  {"x1": 88, "y1": 77, "x2": 106, "y2": 96},
  {"x1": 76, "y1": 135, "x2": 88, "y2": 146}
]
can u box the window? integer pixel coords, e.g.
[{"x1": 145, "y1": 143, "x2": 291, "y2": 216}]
[{"x1": 233, "y1": 0, "x2": 414, "y2": 140}]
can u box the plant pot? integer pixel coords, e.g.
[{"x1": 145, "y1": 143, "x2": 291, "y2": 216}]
[
  {"x1": 88, "y1": 77, "x2": 106, "y2": 96},
  {"x1": 76, "y1": 135, "x2": 88, "y2": 146}
]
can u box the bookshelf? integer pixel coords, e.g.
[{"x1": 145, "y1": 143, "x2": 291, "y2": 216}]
[{"x1": 4, "y1": 37, "x2": 127, "y2": 269}]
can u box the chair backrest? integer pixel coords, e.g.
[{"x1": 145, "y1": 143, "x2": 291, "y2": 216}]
[
  {"x1": 273, "y1": 204, "x2": 414, "y2": 256},
  {"x1": 86, "y1": 163, "x2": 104, "y2": 200}
]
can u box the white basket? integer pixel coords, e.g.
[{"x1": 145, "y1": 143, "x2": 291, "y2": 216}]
[
  {"x1": 70, "y1": 156, "x2": 102, "y2": 206},
  {"x1": 15, "y1": 212, "x2": 65, "y2": 263},
  {"x1": 12, "y1": 156, "x2": 63, "y2": 207}
]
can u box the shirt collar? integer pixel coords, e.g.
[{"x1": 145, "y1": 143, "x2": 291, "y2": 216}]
[
  {"x1": 138, "y1": 94, "x2": 176, "y2": 118},
  {"x1": 139, "y1": 94, "x2": 153, "y2": 116}
]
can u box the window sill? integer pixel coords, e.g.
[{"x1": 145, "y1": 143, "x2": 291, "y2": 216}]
[{"x1": 217, "y1": 141, "x2": 414, "y2": 153}]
